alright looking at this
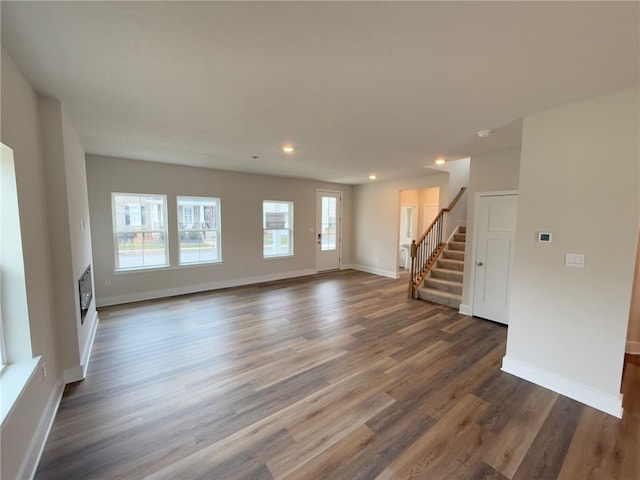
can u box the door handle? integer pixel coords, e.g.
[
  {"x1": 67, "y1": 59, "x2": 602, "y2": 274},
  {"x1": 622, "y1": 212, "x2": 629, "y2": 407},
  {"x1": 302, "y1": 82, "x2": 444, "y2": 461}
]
[
  {"x1": 476, "y1": 262, "x2": 484, "y2": 266},
  {"x1": 317, "y1": 233, "x2": 321, "y2": 244}
]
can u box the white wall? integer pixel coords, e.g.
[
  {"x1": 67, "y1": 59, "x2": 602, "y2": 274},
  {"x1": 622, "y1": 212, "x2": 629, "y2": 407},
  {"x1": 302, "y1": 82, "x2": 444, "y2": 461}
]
[
  {"x1": 503, "y1": 88, "x2": 639, "y2": 417},
  {"x1": 460, "y1": 148, "x2": 521, "y2": 311},
  {"x1": 39, "y1": 97, "x2": 98, "y2": 382},
  {"x1": 1, "y1": 48, "x2": 62, "y2": 480},
  {"x1": 86, "y1": 155, "x2": 353, "y2": 305},
  {"x1": 440, "y1": 157, "x2": 470, "y2": 239},
  {"x1": 352, "y1": 173, "x2": 449, "y2": 277}
]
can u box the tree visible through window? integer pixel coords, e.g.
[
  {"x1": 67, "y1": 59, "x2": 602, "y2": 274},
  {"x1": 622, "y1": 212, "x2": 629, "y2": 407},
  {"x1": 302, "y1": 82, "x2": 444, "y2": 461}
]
[{"x1": 112, "y1": 193, "x2": 168, "y2": 270}]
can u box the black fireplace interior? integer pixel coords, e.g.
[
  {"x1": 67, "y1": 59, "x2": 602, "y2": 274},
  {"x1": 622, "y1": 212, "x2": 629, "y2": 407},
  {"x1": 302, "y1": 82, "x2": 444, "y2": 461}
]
[{"x1": 78, "y1": 265, "x2": 93, "y2": 324}]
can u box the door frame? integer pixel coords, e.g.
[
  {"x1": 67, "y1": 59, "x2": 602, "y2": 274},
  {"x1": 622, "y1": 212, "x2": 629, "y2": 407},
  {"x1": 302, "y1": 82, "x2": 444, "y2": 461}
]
[
  {"x1": 465, "y1": 190, "x2": 519, "y2": 317},
  {"x1": 315, "y1": 189, "x2": 343, "y2": 272}
]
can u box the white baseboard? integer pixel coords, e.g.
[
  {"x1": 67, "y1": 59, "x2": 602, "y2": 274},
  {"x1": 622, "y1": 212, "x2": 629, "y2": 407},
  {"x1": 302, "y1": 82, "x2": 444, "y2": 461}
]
[
  {"x1": 459, "y1": 304, "x2": 472, "y2": 316},
  {"x1": 351, "y1": 264, "x2": 399, "y2": 279},
  {"x1": 17, "y1": 375, "x2": 64, "y2": 480},
  {"x1": 80, "y1": 312, "x2": 99, "y2": 379},
  {"x1": 626, "y1": 340, "x2": 640, "y2": 355},
  {"x1": 63, "y1": 365, "x2": 84, "y2": 384},
  {"x1": 340, "y1": 263, "x2": 354, "y2": 270},
  {"x1": 97, "y1": 268, "x2": 317, "y2": 307},
  {"x1": 501, "y1": 355, "x2": 623, "y2": 418}
]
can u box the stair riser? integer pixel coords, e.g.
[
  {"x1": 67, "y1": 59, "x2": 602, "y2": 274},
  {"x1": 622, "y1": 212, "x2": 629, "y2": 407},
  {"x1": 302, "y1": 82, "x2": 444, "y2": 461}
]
[
  {"x1": 458, "y1": 226, "x2": 466, "y2": 234},
  {"x1": 454, "y1": 234, "x2": 466, "y2": 242},
  {"x1": 448, "y1": 241, "x2": 465, "y2": 251},
  {"x1": 443, "y1": 250, "x2": 464, "y2": 261},
  {"x1": 437, "y1": 259, "x2": 464, "y2": 271},
  {"x1": 424, "y1": 279, "x2": 462, "y2": 295},
  {"x1": 417, "y1": 289, "x2": 461, "y2": 309},
  {"x1": 431, "y1": 270, "x2": 463, "y2": 282}
]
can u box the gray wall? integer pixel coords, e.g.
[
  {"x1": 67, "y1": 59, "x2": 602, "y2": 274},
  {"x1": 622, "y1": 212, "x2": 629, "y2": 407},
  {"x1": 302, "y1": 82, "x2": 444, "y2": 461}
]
[
  {"x1": 460, "y1": 148, "x2": 521, "y2": 310},
  {"x1": 352, "y1": 172, "x2": 450, "y2": 277},
  {"x1": 86, "y1": 155, "x2": 353, "y2": 305},
  {"x1": 504, "y1": 87, "x2": 639, "y2": 415},
  {"x1": 1, "y1": 48, "x2": 98, "y2": 479},
  {"x1": 39, "y1": 97, "x2": 98, "y2": 382},
  {"x1": 1, "y1": 48, "x2": 61, "y2": 480}
]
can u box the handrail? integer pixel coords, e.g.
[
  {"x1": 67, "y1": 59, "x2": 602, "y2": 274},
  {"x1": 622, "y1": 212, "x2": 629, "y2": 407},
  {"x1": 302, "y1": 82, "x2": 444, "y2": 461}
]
[{"x1": 408, "y1": 187, "x2": 466, "y2": 298}]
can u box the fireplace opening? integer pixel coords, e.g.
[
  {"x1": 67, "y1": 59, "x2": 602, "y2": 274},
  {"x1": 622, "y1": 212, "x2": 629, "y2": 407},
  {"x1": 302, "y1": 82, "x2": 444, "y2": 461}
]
[{"x1": 78, "y1": 265, "x2": 93, "y2": 324}]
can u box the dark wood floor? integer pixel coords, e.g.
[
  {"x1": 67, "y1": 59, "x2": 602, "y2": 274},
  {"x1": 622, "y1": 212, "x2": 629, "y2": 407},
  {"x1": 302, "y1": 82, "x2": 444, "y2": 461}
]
[{"x1": 36, "y1": 270, "x2": 639, "y2": 479}]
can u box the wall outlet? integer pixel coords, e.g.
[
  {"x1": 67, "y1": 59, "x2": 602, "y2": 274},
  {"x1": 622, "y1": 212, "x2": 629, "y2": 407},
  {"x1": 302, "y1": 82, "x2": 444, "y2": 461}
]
[
  {"x1": 41, "y1": 362, "x2": 48, "y2": 381},
  {"x1": 105, "y1": 279, "x2": 111, "y2": 287}
]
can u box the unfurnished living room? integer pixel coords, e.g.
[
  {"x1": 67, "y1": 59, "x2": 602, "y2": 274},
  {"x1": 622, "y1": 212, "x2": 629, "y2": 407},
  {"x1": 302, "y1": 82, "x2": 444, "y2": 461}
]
[{"x1": 1, "y1": 2, "x2": 639, "y2": 479}]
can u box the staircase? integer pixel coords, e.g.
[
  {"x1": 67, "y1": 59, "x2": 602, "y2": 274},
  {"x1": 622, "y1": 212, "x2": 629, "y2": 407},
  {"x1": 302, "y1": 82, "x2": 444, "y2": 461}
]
[{"x1": 417, "y1": 226, "x2": 465, "y2": 309}]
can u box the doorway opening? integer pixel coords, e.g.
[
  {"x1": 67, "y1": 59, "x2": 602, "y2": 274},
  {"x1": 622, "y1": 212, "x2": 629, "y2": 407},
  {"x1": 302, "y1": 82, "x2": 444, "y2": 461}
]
[{"x1": 398, "y1": 187, "x2": 439, "y2": 271}]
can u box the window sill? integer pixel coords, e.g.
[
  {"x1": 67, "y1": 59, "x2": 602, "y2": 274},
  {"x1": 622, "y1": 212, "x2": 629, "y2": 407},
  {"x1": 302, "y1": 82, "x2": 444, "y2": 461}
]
[
  {"x1": 264, "y1": 254, "x2": 295, "y2": 260},
  {"x1": 1, "y1": 356, "x2": 40, "y2": 426},
  {"x1": 114, "y1": 262, "x2": 223, "y2": 275}
]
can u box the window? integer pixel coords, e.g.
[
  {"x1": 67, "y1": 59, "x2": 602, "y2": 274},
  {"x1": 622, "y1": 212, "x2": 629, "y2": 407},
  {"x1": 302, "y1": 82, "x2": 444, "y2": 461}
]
[
  {"x1": 112, "y1": 193, "x2": 168, "y2": 270},
  {"x1": 263, "y1": 201, "x2": 293, "y2": 257},
  {"x1": 177, "y1": 196, "x2": 221, "y2": 265},
  {"x1": 1, "y1": 143, "x2": 40, "y2": 425},
  {"x1": 0, "y1": 278, "x2": 5, "y2": 373}
]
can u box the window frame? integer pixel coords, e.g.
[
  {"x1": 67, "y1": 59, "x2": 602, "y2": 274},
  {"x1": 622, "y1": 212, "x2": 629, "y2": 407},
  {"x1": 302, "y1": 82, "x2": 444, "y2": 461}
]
[
  {"x1": 177, "y1": 196, "x2": 222, "y2": 266},
  {"x1": 263, "y1": 200, "x2": 294, "y2": 258},
  {"x1": 0, "y1": 273, "x2": 5, "y2": 373},
  {"x1": 112, "y1": 192, "x2": 169, "y2": 271}
]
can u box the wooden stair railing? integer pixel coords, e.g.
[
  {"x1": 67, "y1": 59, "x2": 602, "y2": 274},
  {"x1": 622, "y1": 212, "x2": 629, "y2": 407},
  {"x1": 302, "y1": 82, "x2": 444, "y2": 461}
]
[{"x1": 408, "y1": 187, "x2": 466, "y2": 298}]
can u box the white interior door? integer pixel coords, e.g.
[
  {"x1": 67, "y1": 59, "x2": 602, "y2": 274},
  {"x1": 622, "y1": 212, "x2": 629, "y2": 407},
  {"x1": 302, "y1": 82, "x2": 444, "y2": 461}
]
[
  {"x1": 422, "y1": 204, "x2": 439, "y2": 232},
  {"x1": 316, "y1": 190, "x2": 341, "y2": 271},
  {"x1": 473, "y1": 194, "x2": 518, "y2": 324}
]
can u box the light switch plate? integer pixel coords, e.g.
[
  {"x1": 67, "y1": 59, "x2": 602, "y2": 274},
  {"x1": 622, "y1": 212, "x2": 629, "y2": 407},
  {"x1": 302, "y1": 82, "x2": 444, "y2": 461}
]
[{"x1": 565, "y1": 253, "x2": 585, "y2": 268}]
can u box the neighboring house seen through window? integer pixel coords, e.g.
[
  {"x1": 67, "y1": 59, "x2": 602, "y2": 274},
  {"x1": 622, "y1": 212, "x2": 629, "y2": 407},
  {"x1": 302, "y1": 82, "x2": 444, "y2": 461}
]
[
  {"x1": 177, "y1": 196, "x2": 221, "y2": 265},
  {"x1": 112, "y1": 193, "x2": 168, "y2": 270},
  {"x1": 263, "y1": 200, "x2": 293, "y2": 258}
]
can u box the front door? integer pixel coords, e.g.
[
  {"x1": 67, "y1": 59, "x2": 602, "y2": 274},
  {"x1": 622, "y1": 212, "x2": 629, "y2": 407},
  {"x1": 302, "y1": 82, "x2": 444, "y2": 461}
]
[
  {"x1": 316, "y1": 190, "x2": 342, "y2": 271},
  {"x1": 473, "y1": 193, "x2": 518, "y2": 324}
]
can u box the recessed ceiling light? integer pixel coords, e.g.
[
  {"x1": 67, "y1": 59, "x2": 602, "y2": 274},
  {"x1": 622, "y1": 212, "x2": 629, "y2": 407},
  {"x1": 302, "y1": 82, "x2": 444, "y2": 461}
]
[
  {"x1": 282, "y1": 144, "x2": 295, "y2": 153},
  {"x1": 476, "y1": 130, "x2": 492, "y2": 138},
  {"x1": 435, "y1": 157, "x2": 446, "y2": 165},
  {"x1": 369, "y1": 174, "x2": 377, "y2": 180}
]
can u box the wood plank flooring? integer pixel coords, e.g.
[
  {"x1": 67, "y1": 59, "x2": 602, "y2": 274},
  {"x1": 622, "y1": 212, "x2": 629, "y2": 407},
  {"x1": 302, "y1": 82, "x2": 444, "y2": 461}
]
[{"x1": 35, "y1": 270, "x2": 640, "y2": 479}]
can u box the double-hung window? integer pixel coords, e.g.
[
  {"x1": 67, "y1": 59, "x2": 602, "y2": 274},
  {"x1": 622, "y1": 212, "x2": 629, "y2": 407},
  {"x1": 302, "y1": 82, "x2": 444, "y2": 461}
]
[
  {"x1": 263, "y1": 201, "x2": 293, "y2": 257},
  {"x1": 0, "y1": 279, "x2": 5, "y2": 373},
  {"x1": 177, "y1": 196, "x2": 221, "y2": 265},
  {"x1": 112, "y1": 193, "x2": 168, "y2": 270}
]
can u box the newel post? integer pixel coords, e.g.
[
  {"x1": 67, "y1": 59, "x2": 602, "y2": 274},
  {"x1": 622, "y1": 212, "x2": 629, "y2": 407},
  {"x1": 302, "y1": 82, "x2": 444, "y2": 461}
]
[{"x1": 407, "y1": 240, "x2": 417, "y2": 298}]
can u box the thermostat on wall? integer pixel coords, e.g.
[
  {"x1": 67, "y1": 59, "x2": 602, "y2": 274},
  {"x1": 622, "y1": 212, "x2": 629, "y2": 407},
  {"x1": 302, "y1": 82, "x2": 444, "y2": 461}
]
[{"x1": 537, "y1": 232, "x2": 552, "y2": 243}]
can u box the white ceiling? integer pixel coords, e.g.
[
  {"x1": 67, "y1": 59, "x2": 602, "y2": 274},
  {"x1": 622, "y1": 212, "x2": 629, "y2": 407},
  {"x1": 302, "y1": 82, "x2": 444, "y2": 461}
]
[{"x1": 2, "y1": 1, "x2": 638, "y2": 184}]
